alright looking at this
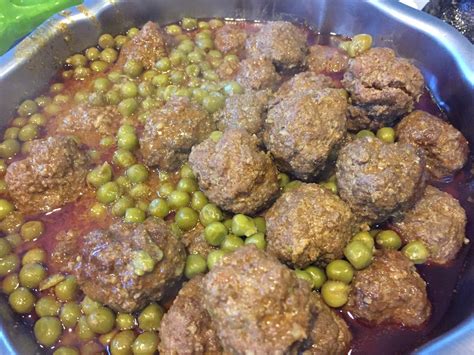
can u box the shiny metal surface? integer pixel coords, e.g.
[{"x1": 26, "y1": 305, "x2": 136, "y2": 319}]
[{"x1": 0, "y1": 0, "x2": 472, "y2": 354}]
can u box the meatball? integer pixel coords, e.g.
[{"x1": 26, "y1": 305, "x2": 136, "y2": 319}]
[
  {"x1": 263, "y1": 88, "x2": 348, "y2": 181},
  {"x1": 202, "y1": 245, "x2": 313, "y2": 354},
  {"x1": 159, "y1": 276, "x2": 223, "y2": 354},
  {"x1": 189, "y1": 128, "x2": 279, "y2": 215},
  {"x1": 396, "y1": 110, "x2": 469, "y2": 178},
  {"x1": 216, "y1": 58, "x2": 240, "y2": 80},
  {"x1": 247, "y1": 21, "x2": 307, "y2": 68},
  {"x1": 214, "y1": 24, "x2": 247, "y2": 54},
  {"x1": 392, "y1": 185, "x2": 467, "y2": 264},
  {"x1": 140, "y1": 96, "x2": 214, "y2": 171},
  {"x1": 236, "y1": 56, "x2": 281, "y2": 90},
  {"x1": 342, "y1": 47, "x2": 424, "y2": 131},
  {"x1": 6, "y1": 136, "x2": 89, "y2": 214},
  {"x1": 182, "y1": 224, "x2": 217, "y2": 258},
  {"x1": 273, "y1": 71, "x2": 338, "y2": 102},
  {"x1": 115, "y1": 21, "x2": 167, "y2": 69},
  {"x1": 345, "y1": 250, "x2": 431, "y2": 327},
  {"x1": 307, "y1": 44, "x2": 349, "y2": 74},
  {"x1": 336, "y1": 136, "x2": 426, "y2": 224},
  {"x1": 71, "y1": 218, "x2": 185, "y2": 313},
  {"x1": 266, "y1": 183, "x2": 356, "y2": 268},
  {"x1": 216, "y1": 89, "x2": 271, "y2": 136}
]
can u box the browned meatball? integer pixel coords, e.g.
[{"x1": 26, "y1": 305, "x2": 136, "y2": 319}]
[
  {"x1": 214, "y1": 24, "x2": 247, "y2": 54},
  {"x1": 140, "y1": 96, "x2": 214, "y2": 171},
  {"x1": 6, "y1": 136, "x2": 89, "y2": 214},
  {"x1": 266, "y1": 183, "x2": 356, "y2": 268},
  {"x1": 247, "y1": 21, "x2": 307, "y2": 68},
  {"x1": 392, "y1": 185, "x2": 467, "y2": 264},
  {"x1": 342, "y1": 48, "x2": 424, "y2": 131},
  {"x1": 159, "y1": 276, "x2": 223, "y2": 354},
  {"x1": 182, "y1": 224, "x2": 217, "y2": 258},
  {"x1": 189, "y1": 128, "x2": 279, "y2": 215},
  {"x1": 216, "y1": 58, "x2": 240, "y2": 80},
  {"x1": 264, "y1": 88, "x2": 348, "y2": 181},
  {"x1": 202, "y1": 245, "x2": 313, "y2": 354},
  {"x1": 307, "y1": 44, "x2": 349, "y2": 74},
  {"x1": 396, "y1": 110, "x2": 469, "y2": 178},
  {"x1": 70, "y1": 218, "x2": 185, "y2": 313},
  {"x1": 345, "y1": 250, "x2": 431, "y2": 327},
  {"x1": 336, "y1": 137, "x2": 426, "y2": 224},
  {"x1": 115, "y1": 21, "x2": 167, "y2": 69},
  {"x1": 216, "y1": 89, "x2": 271, "y2": 136},
  {"x1": 236, "y1": 56, "x2": 281, "y2": 90}
]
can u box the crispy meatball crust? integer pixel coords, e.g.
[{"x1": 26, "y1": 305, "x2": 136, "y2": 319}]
[
  {"x1": 266, "y1": 183, "x2": 356, "y2": 268},
  {"x1": 273, "y1": 71, "x2": 338, "y2": 102},
  {"x1": 396, "y1": 110, "x2": 469, "y2": 178},
  {"x1": 214, "y1": 24, "x2": 247, "y2": 54},
  {"x1": 264, "y1": 88, "x2": 348, "y2": 181},
  {"x1": 189, "y1": 128, "x2": 279, "y2": 215},
  {"x1": 236, "y1": 56, "x2": 281, "y2": 90},
  {"x1": 345, "y1": 250, "x2": 431, "y2": 327},
  {"x1": 140, "y1": 96, "x2": 214, "y2": 171},
  {"x1": 159, "y1": 276, "x2": 223, "y2": 354},
  {"x1": 336, "y1": 137, "x2": 427, "y2": 224},
  {"x1": 392, "y1": 185, "x2": 467, "y2": 264},
  {"x1": 342, "y1": 47, "x2": 424, "y2": 131},
  {"x1": 307, "y1": 44, "x2": 349, "y2": 74}
]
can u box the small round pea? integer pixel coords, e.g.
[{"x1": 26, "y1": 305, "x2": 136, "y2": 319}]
[
  {"x1": 112, "y1": 196, "x2": 134, "y2": 217},
  {"x1": 100, "y1": 48, "x2": 118, "y2": 63},
  {"x1": 87, "y1": 162, "x2": 113, "y2": 188},
  {"x1": 168, "y1": 191, "x2": 191, "y2": 209},
  {"x1": 376, "y1": 127, "x2": 396, "y2": 143},
  {"x1": 98, "y1": 33, "x2": 115, "y2": 49},
  {"x1": 132, "y1": 331, "x2": 159, "y2": 355},
  {"x1": 295, "y1": 269, "x2": 314, "y2": 286},
  {"x1": 126, "y1": 164, "x2": 149, "y2": 183},
  {"x1": 158, "y1": 182, "x2": 174, "y2": 199},
  {"x1": 129, "y1": 183, "x2": 151, "y2": 199},
  {"x1": 11, "y1": 117, "x2": 27, "y2": 128},
  {"x1": 253, "y1": 217, "x2": 266, "y2": 234},
  {"x1": 93, "y1": 77, "x2": 112, "y2": 93},
  {"x1": 0, "y1": 199, "x2": 14, "y2": 220},
  {"x1": 176, "y1": 177, "x2": 198, "y2": 193},
  {"x1": 348, "y1": 33, "x2": 373, "y2": 57},
  {"x1": 135, "y1": 200, "x2": 149, "y2": 213},
  {"x1": 344, "y1": 240, "x2": 373, "y2": 270},
  {"x1": 305, "y1": 266, "x2": 327, "y2": 290},
  {"x1": 76, "y1": 315, "x2": 96, "y2": 341},
  {"x1": 22, "y1": 248, "x2": 46, "y2": 265},
  {"x1": 356, "y1": 130, "x2": 375, "y2": 139},
  {"x1": 5, "y1": 234, "x2": 22, "y2": 248},
  {"x1": 127, "y1": 26, "x2": 139, "y2": 37},
  {"x1": 0, "y1": 253, "x2": 20, "y2": 276},
  {"x1": 223, "y1": 219, "x2": 233, "y2": 231},
  {"x1": 139, "y1": 82, "x2": 155, "y2": 97},
  {"x1": 124, "y1": 208, "x2": 146, "y2": 223},
  {"x1": 204, "y1": 222, "x2": 228, "y2": 246},
  {"x1": 221, "y1": 235, "x2": 244, "y2": 252},
  {"x1": 120, "y1": 81, "x2": 139, "y2": 98},
  {"x1": 19, "y1": 262, "x2": 46, "y2": 288},
  {"x1": 138, "y1": 303, "x2": 163, "y2": 331},
  {"x1": 116, "y1": 313, "x2": 136, "y2": 330},
  {"x1": 34, "y1": 316, "x2": 62, "y2": 347},
  {"x1": 191, "y1": 191, "x2": 208, "y2": 211},
  {"x1": 202, "y1": 93, "x2": 225, "y2": 113},
  {"x1": 245, "y1": 233, "x2": 266, "y2": 250},
  {"x1": 185, "y1": 63, "x2": 201, "y2": 77},
  {"x1": 85, "y1": 47, "x2": 100, "y2": 60},
  {"x1": 54, "y1": 346, "x2": 79, "y2": 355},
  {"x1": 207, "y1": 249, "x2": 227, "y2": 270},
  {"x1": 223, "y1": 81, "x2": 244, "y2": 95},
  {"x1": 277, "y1": 173, "x2": 290, "y2": 188},
  {"x1": 2, "y1": 273, "x2": 19, "y2": 294},
  {"x1": 81, "y1": 296, "x2": 102, "y2": 316},
  {"x1": 283, "y1": 180, "x2": 302, "y2": 193},
  {"x1": 180, "y1": 163, "x2": 196, "y2": 179},
  {"x1": 115, "y1": 34, "x2": 129, "y2": 49},
  {"x1": 35, "y1": 295, "x2": 61, "y2": 317},
  {"x1": 232, "y1": 214, "x2": 257, "y2": 237},
  {"x1": 165, "y1": 24, "x2": 182, "y2": 36},
  {"x1": 209, "y1": 18, "x2": 224, "y2": 29},
  {"x1": 29, "y1": 113, "x2": 47, "y2": 126},
  {"x1": 152, "y1": 73, "x2": 170, "y2": 87},
  {"x1": 118, "y1": 98, "x2": 138, "y2": 116},
  {"x1": 0, "y1": 238, "x2": 11, "y2": 258},
  {"x1": 376, "y1": 230, "x2": 402, "y2": 250},
  {"x1": 91, "y1": 60, "x2": 109, "y2": 72},
  {"x1": 352, "y1": 231, "x2": 375, "y2": 250},
  {"x1": 182, "y1": 17, "x2": 198, "y2": 31},
  {"x1": 321, "y1": 281, "x2": 351, "y2": 308},
  {"x1": 4, "y1": 127, "x2": 19, "y2": 140},
  {"x1": 18, "y1": 99, "x2": 38, "y2": 117},
  {"x1": 0, "y1": 139, "x2": 20, "y2": 159},
  {"x1": 111, "y1": 330, "x2": 136, "y2": 355},
  {"x1": 184, "y1": 254, "x2": 207, "y2": 279},
  {"x1": 124, "y1": 59, "x2": 144, "y2": 78},
  {"x1": 155, "y1": 57, "x2": 171, "y2": 72},
  {"x1": 60, "y1": 302, "x2": 81, "y2": 328},
  {"x1": 175, "y1": 207, "x2": 199, "y2": 231},
  {"x1": 90, "y1": 202, "x2": 107, "y2": 219},
  {"x1": 0, "y1": 159, "x2": 6, "y2": 175},
  {"x1": 402, "y1": 240, "x2": 430, "y2": 264},
  {"x1": 326, "y1": 260, "x2": 354, "y2": 284},
  {"x1": 87, "y1": 306, "x2": 116, "y2": 334},
  {"x1": 9, "y1": 287, "x2": 35, "y2": 313},
  {"x1": 321, "y1": 181, "x2": 338, "y2": 194},
  {"x1": 113, "y1": 149, "x2": 136, "y2": 168},
  {"x1": 147, "y1": 198, "x2": 169, "y2": 219},
  {"x1": 54, "y1": 276, "x2": 78, "y2": 301},
  {"x1": 97, "y1": 181, "x2": 121, "y2": 204},
  {"x1": 199, "y1": 203, "x2": 223, "y2": 226}
]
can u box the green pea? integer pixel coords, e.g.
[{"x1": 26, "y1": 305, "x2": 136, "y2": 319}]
[
  {"x1": 402, "y1": 240, "x2": 429, "y2": 264},
  {"x1": 88, "y1": 92, "x2": 106, "y2": 107},
  {"x1": 110, "y1": 196, "x2": 133, "y2": 217},
  {"x1": 98, "y1": 33, "x2": 115, "y2": 49},
  {"x1": 93, "y1": 77, "x2": 112, "y2": 92},
  {"x1": 35, "y1": 95, "x2": 51, "y2": 107},
  {"x1": 55, "y1": 276, "x2": 78, "y2": 302},
  {"x1": 60, "y1": 302, "x2": 81, "y2": 328},
  {"x1": 352, "y1": 231, "x2": 374, "y2": 250},
  {"x1": 74, "y1": 90, "x2": 88, "y2": 103},
  {"x1": 90, "y1": 202, "x2": 107, "y2": 219},
  {"x1": 207, "y1": 249, "x2": 227, "y2": 270},
  {"x1": 175, "y1": 178, "x2": 197, "y2": 194},
  {"x1": 127, "y1": 26, "x2": 139, "y2": 37},
  {"x1": 223, "y1": 219, "x2": 233, "y2": 231},
  {"x1": 192, "y1": 88, "x2": 207, "y2": 104},
  {"x1": 0, "y1": 179, "x2": 6, "y2": 194},
  {"x1": 245, "y1": 233, "x2": 266, "y2": 250},
  {"x1": 135, "y1": 200, "x2": 149, "y2": 212},
  {"x1": 175, "y1": 207, "x2": 199, "y2": 231},
  {"x1": 19, "y1": 262, "x2": 46, "y2": 288},
  {"x1": 18, "y1": 99, "x2": 38, "y2": 117},
  {"x1": 0, "y1": 139, "x2": 20, "y2": 159},
  {"x1": 54, "y1": 346, "x2": 79, "y2": 355},
  {"x1": 321, "y1": 181, "x2": 338, "y2": 194},
  {"x1": 97, "y1": 181, "x2": 121, "y2": 204},
  {"x1": 191, "y1": 191, "x2": 208, "y2": 211},
  {"x1": 118, "y1": 98, "x2": 138, "y2": 116},
  {"x1": 155, "y1": 57, "x2": 171, "y2": 72},
  {"x1": 124, "y1": 59, "x2": 144, "y2": 78},
  {"x1": 34, "y1": 316, "x2": 62, "y2": 347},
  {"x1": 114, "y1": 313, "x2": 135, "y2": 331},
  {"x1": 4, "y1": 127, "x2": 19, "y2": 140},
  {"x1": 321, "y1": 281, "x2": 351, "y2": 308},
  {"x1": 199, "y1": 203, "x2": 223, "y2": 226},
  {"x1": 132, "y1": 331, "x2": 159, "y2": 355},
  {"x1": 163, "y1": 84, "x2": 179, "y2": 101},
  {"x1": 221, "y1": 235, "x2": 244, "y2": 252},
  {"x1": 9, "y1": 286, "x2": 35, "y2": 313},
  {"x1": 147, "y1": 198, "x2": 169, "y2": 219},
  {"x1": 138, "y1": 303, "x2": 163, "y2": 331},
  {"x1": 87, "y1": 163, "x2": 113, "y2": 188},
  {"x1": 185, "y1": 64, "x2": 201, "y2": 77},
  {"x1": 295, "y1": 269, "x2": 314, "y2": 286},
  {"x1": 204, "y1": 222, "x2": 227, "y2": 246},
  {"x1": 232, "y1": 214, "x2": 257, "y2": 237},
  {"x1": 356, "y1": 129, "x2": 375, "y2": 139},
  {"x1": 100, "y1": 48, "x2": 118, "y2": 63},
  {"x1": 35, "y1": 295, "x2": 61, "y2": 317},
  {"x1": 209, "y1": 130, "x2": 223, "y2": 142},
  {"x1": 2, "y1": 273, "x2": 19, "y2": 294},
  {"x1": 85, "y1": 47, "x2": 100, "y2": 60},
  {"x1": 87, "y1": 306, "x2": 116, "y2": 334},
  {"x1": 81, "y1": 296, "x2": 102, "y2": 315},
  {"x1": 344, "y1": 240, "x2": 373, "y2": 270},
  {"x1": 124, "y1": 208, "x2": 146, "y2": 223},
  {"x1": 121, "y1": 82, "x2": 139, "y2": 98},
  {"x1": 326, "y1": 260, "x2": 354, "y2": 284},
  {"x1": 91, "y1": 60, "x2": 109, "y2": 72},
  {"x1": 188, "y1": 50, "x2": 204, "y2": 64},
  {"x1": 185, "y1": 254, "x2": 207, "y2": 279},
  {"x1": 198, "y1": 21, "x2": 209, "y2": 30},
  {"x1": 76, "y1": 315, "x2": 95, "y2": 341},
  {"x1": 0, "y1": 253, "x2": 19, "y2": 276},
  {"x1": 348, "y1": 34, "x2": 373, "y2": 57},
  {"x1": 181, "y1": 17, "x2": 198, "y2": 31},
  {"x1": 168, "y1": 191, "x2": 191, "y2": 209},
  {"x1": 138, "y1": 82, "x2": 154, "y2": 97},
  {"x1": 196, "y1": 37, "x2": 214, "y2": 51},
  {"x1": 376, "y1": 127, "x2": 396, "y2": 143},
  {"x1": 305, "y1": 266, "x2": 326, "y2": 290},
  {"x1": 253, "y1": 217, "x2": 266, "y2": 234},
  {"x1": 223, "y1": 81, "x2": 244, "y2": 95},
  {"x1": 21, "y1": 248, "x2": 45, "y2": 265},
  {"x1": 152, "y1": 73, "x2": 170, "y2": 87},
  {"x1": 376, "y1": 230, "x2": 402, "y2": 250},
  {"x1": 5, "y1": 233, "x2": 22, "y2": 248},
  {"x1": 113, "y1": 149, "x2": 136, "y2": 168},
  {"x1": 111, "y1": 330, "x2": 136, "y2": 355},
  {"x1": 158, "y1": 182, "x2": 174, "y2": 198},
  {"x1": 0, "y1": 238, "x2": 11, "y2": 258},
  {"x1": 178, "y1": 163, "x2": 194, "y2": 179},
  {"x1": 126, "y1": 164, "x2": 149, "y2": 183},
  {"x1": 29, "y1": 113, "x2": 47, "y2": 126},
  {"x1": 165, "y1": 24, "x2": 182, "y2": 36},
  {"x1": 128, "y1": 184, "x2": 151, "y2": 200},
  {"x1": 283, "y1": 180, "x2": 302, "y2": 193}
]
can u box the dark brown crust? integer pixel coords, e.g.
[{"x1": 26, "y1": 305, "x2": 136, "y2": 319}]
[{"x1": 307, "y1": 45, "x2": 349, "y2": 74}]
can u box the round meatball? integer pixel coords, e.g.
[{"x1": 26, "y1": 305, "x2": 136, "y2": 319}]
[
  {"x1": 216, "y1": 58, "x2": 240, "y2": 80},
  {"x1": 392, "y1": 185, "x2": 467, "y2": 264},
  {"x1": 307, "y1": 44, "x2": 349, "y2": 74},
  {"x1": 140, "y1": 96, "x2": 214, "y2": 171},
  {"x1": 345, "y1": 250, "x2": 431, "y2": 327},
  {"x1": 396, "y1": 110, "x2": 469, "y2": 178},
  {"x1": 342, "y1": 47, "x2": 424, "y2": 131},
  {"x1": 189, "y1": 128, "x2": 279, "y2": 215},
  {"x1": 6, "y1": 136, "x2": 89, "y2": 215},
  {"x1": 202, "y1": 245, "x2": 313, "y2": 354},
  {"x1": 214, "y1": 24, "x2": 247, "y2": 54},
  {"x1": 264, "y1": 88, "x2": 348, "y2": 181},
  {"x1": 216, "y1": 89, "x2": 271, "y2": 136},
  {"x1": 72, "y1": 218, "x2": 186, "y2": 313},
  {"x1": 182, "y1": 224, "x2": 217, "y2": 258},
  {"x1": 266, "y1": 183, "x2": 356, "y2": 268},
  {"x1": 336, "y1": 137, "x2": 427, "y2": 224},
  {"x1": 247, "y1": 21, "x2": 307, "y2": 68},
  {"x1": 236, "y1": 56, "x2": 281, "y2": 90},
  {"x1": 159, "y1": 276, "x2": 223, "y2": 354}
]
